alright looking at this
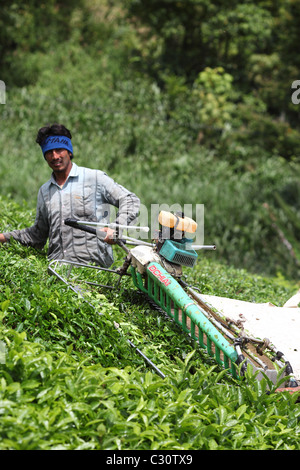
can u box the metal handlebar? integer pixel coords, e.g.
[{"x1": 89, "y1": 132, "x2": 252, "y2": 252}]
[
  {"x1": 64, "y1": 218, "x2": 130, "y2": 252},
  {"x1": 64, "y1": 218, "x2": 97, "y2": 235},
  {"x1": 64, "y1": 218, "x2": 118, "y2": 239},
  {"x1": 65, "y1": 218, "x2": 150, "y2": 233}
]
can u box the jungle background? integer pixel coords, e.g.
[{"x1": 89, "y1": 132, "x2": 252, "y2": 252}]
[{"x1": 1, "y1": 0, "x2": 300, "y2": 279}]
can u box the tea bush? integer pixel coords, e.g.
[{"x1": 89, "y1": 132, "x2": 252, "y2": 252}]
[{"x1": 1, "y1": 197, "x2": 300, "y2": 450}]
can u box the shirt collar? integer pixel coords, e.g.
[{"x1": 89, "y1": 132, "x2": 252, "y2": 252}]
[
  {"x1": 50, "y1": 162, "x2": 79, "y2": 187},
  {"x1": 68, "y1": 162, "x2": 79, "y2": 177}
]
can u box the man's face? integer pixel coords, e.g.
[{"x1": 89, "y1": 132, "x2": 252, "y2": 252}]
[{"x1": 44, "y1": 148, "x2": 72, "y2": 173}]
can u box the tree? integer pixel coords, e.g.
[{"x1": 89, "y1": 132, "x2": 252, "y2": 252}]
[
  {"x1": 124, "y1": 0, "x2": 274, "y2": 84},
  {"x1": 1, "y1": 1, "x2": 84, "y2": 86}
]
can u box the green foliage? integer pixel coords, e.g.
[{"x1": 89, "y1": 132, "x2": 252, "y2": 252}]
[
  {"x1": 125, "y1": 0, "x2": 272, "y2": 80},
  {"x1": 1, "y1": 1, "x2": 85, "y2": 86},
  {"x1": 0, "y1": 197, "x2": 300, "y2": 449},
  {"x1": 1, "y1": 71, "x2": 300, "y2": 278},
  {"x1": 185, "y1": 256, "x2": 298, "y2": 306},
  {"x1": 189, "y1": 67, "x2": 235, "y2": 136}
]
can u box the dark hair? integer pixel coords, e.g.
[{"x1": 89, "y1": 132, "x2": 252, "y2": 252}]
[{"x1": 36, "y1": 123, "x2": 73, "y2": 158}]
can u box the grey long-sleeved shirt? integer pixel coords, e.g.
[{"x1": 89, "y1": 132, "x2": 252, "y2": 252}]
[{"x1": 4, "y1": 163, "x2": 140, "y2": 267}]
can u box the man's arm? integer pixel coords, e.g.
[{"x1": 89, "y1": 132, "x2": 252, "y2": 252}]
[
  {"x1": 99, "y1": 173, "x2": 140, "y2": 227},
  {"x1": 1, "y1": 189, "x2": 49, "y2": 249}
]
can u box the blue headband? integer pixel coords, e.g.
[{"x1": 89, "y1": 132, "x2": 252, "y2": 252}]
[{"x1": 41, "y1": 135, "x2": 73, "y2": 156}]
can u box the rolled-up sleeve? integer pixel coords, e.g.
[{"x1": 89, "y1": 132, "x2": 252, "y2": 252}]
[{"x1": 3, "y1": 188, "x2": 49, "y2": 249}]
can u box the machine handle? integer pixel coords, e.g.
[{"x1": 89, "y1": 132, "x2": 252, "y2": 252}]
[
  {"x1": 64, "y1": 218, "x2": 97, "y2": 235},
  {"x1": 64, "y1": 218, "x2": 124, "y2": 243}
]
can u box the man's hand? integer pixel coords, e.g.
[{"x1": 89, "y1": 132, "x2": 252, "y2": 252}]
[
  {"x1": 101, "y1": 227, "x2": 116, "y2": 245},
  {"x1": 0, "y1": 234, "x2": 8, "y2": 244}
]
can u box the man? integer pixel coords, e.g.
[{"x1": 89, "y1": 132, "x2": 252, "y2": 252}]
[{"x1": 0, "y1": 124, "x2": 140, "y2": 267}]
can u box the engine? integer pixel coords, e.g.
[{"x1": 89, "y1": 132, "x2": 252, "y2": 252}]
[
  {"x1": 130, "y1": 211, "x2": 198, "y2": 277},
  {"x1": 156, "y1": 211, "x2": 198, "y2": 268}
]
